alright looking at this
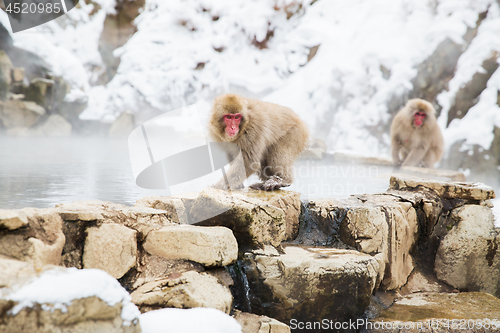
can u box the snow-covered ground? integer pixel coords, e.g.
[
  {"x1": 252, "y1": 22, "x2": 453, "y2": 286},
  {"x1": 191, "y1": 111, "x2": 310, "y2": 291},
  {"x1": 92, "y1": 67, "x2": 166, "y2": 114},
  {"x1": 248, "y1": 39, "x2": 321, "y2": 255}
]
[
  {"x1": 2, "y1": 0, "x2": 500, "y2": 158},
  {"x1": 1, "y1": 267, "x2": 242, "y2": 333}
]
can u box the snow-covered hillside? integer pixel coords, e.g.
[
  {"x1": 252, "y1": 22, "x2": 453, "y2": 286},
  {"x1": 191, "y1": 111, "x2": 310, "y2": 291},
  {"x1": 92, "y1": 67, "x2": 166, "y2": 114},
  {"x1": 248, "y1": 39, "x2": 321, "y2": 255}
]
[{"x1": 3, "y1": 0, "x2": 500, "y2": 157}]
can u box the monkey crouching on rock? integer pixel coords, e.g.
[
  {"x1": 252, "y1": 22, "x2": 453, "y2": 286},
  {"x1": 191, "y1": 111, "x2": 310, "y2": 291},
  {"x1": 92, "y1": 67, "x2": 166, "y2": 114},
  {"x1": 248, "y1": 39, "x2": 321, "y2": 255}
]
[
  {"x1": 390, "y1": 98, "x2": 444, "y2": 168},
  {"x1": 208, "y1": 93, "x2": 309, "y2": 191}
]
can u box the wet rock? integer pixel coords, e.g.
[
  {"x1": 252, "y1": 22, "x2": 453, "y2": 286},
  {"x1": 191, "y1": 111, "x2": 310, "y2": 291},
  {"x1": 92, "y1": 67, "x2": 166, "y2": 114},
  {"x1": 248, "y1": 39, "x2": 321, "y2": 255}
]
[
  {"x1": 37, "y1": 114, "x2": 72, "y2": 136},
  {"x1": 435, "y1": 205, "x2": 500, "y2": 297},
  {"x1": 399, "y1": 166, "x2": 466, "y2": 182},
  {"x1": 109, "y1": 111, "x2": 135, "y2": 137},
  {"x1": 191, "y1": 188, "x2": 286, "y2": 248},
  {"x1": 0, "y1": 49, "x2": 13, "y2": 99},
  {"x1": 143, "y1": 225, "x2": 238, "y2": 267},
  {"x1": 0, "y1": 100, "x2": 45, "y2": 128},
  {"x1": 83, "y1": 223, "x2": 137, "y2": 279},
  {"x1": 389, "y1": 175, "x2": 495, "y2": 201},
  {"x1": 365, "y1": 292, "x2": 500, "y2": 333},
  {"x1": 0, "y1": 258, "x2": 141, "y2": 333},
  {"x1": 234, "y1": 311, "x2": 291, "y2": 333},
  {"x1": 131, "y1": 270, "x2": 233, "y2": 314},
  {"x1": 241, "y1": 246, "x2": 379, "y2": 323},
  {"x1": 0, "y1": 208, "x2": 65, "y2": 268},
  {"x1": 304, "y1": 195, "x2": 419, "y2": 290},
  {"x1": 0, "y1": 209, "x2": 28, "y2": 230}
]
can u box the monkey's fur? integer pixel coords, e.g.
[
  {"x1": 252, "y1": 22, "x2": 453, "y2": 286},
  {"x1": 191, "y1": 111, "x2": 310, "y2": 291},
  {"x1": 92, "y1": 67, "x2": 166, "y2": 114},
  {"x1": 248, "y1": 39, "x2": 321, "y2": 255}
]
[
  {"x1": 391, "y1": 98, "x2": 444, "y2": 168},
  {"x1": 209, "y1": 94, "x2": 309, "y2": 190}
]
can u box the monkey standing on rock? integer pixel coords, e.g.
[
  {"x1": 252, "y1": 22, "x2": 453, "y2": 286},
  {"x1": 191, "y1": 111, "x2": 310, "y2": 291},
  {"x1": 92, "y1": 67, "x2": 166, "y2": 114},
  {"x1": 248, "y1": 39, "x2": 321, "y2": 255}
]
[
  {"x1": 209, "y1": 94, "x2": 309, "y2": 191},
  {"x1": 390, "y1": 98, "x2": 444, "y2": 168}
]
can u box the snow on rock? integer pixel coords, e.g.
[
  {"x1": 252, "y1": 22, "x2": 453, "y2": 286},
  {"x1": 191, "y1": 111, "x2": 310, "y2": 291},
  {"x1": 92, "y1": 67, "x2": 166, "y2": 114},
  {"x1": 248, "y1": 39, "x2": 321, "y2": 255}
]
[
  {"x1": 493, "y1": 198, "x2": 500, "y2": 228},
  {"x1": 140, "y1": 307, "x2": 242, "y2": 333},
  {"x1": 3, "y1": 267, "x2": 140, "y2": 326}
]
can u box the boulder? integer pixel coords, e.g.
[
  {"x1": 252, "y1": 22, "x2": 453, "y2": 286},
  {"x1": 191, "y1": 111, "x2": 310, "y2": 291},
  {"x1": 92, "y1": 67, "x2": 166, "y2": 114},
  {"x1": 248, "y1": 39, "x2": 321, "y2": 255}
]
[
  {"x1": 135, "y1": 194, "x2": 191, "y2": 224},
  {"x1": 304, "y1": 195, "x2": 419, "y2": 290},
  {"x1": 109, "y1": 112, "x2": 135, "y2": 137},
  {"x1": 234, "y1": 311, "x2": 290, "y2": 333},
  {"x1": 389, "y1": 175, "x2": 495, "y2": 201},
  {"x1": 0, "y1": 258, "x2": 141, "y2": 333},
  {"x1": 83, "y1": 223, "x2": 137, "y2": 279},
  {"x1": 0, "y1": 208, "x2": 65, "y2": 268},
  {"x1": 143, "y1": 224, "x2": 238, "y2": 267},
  {"x1": 241, "y1": 246, "x2": 379, "y2": 323},
  {"x1": 365, "y1": 292, "x2": 500, "y2": 333},
  {"x1": 435, "y1": 205, "x2": 500, "y2": 297},
  {"x1": 131, "y1": 270, "x2": 233, "y2": 314},
  {"x1": 55, "y1": 201, "x2": 172, "y2": 269},
  {"x1": 11, "y1": 67, "x2": 24, "y2": 82},
  {"x1": 0, "y1": 49, "x2": 12, "y2": 99},
  {"x1": 0, "y1": 209, "x2": 28, "y2": 230},
  {"x1": 37, "y1": 114, "x2": 72, "y2": 137},
  {"x1": 191, "y1": 188, "x2": 286, "y2": 248},
  {"x1": 0, "y1": 100, "x2": 45, "y2": 128}
]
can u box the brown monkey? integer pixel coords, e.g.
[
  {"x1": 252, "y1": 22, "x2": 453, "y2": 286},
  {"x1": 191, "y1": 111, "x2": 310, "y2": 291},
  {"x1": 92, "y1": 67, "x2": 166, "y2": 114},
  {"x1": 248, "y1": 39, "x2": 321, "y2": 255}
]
[
  {"x1": 209, "y1": 93, "x2": 309, "y2": 190},
  {"x1": 390, "y1": 98, "x2": 444, "y2": 168}
]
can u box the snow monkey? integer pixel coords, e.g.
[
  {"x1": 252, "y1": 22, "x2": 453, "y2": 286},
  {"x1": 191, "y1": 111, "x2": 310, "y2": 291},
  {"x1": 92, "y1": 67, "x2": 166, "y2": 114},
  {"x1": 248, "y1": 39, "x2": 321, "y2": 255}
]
[
  {"x1": 390, "y1": 98, "x2": 444, "y2": 168},
  {"x1": 209, "y1": 93, "x2": 309, "y2": 191}
]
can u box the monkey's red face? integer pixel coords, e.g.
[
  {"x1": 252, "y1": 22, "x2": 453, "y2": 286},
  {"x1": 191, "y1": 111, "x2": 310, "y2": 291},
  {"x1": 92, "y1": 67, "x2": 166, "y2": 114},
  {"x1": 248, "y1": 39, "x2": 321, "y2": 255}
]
[
  {"x1": 223, "y1": 113, "x2": 242, "y2": 137},
  {"x1": 414, "y1": 111, "x2": 426, "y2": 127}
]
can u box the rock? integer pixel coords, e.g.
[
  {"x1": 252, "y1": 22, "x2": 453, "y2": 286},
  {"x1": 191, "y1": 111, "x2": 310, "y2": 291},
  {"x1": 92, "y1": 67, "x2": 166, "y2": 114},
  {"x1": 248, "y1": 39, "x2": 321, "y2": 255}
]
[
  {"x1": 191, "y1": 188, "x2": 286, "y2": 248},
  {"x1": 241, "y1": 246, "x2": 379, "y2": 323},
  {"x1": 83, "y1": 223, "x2": 138, "y2": 279},
  {"x1": 304, "y1": 195, "x2": 419, "y2": 290},
  {"x1": 0, "y1": 259, "x2": 141, "y2": 333},
  {"x1": 389, "y1": 175, "x2": 495, "y2": 200},
  {"x1": 234, "y1": 311, "x2": 290, "y2": 333},
  {"x1": 300, "y1": 148, "x2": 324, "y2": 160},
  {"x1": 109, "y1": 112, "x2": 135, "y2": 137},
  {"x1": 143, "y1": 225, "x2": 238, "y2": 267},
  {"x1": 135, "y1": 195, "x2": 187, "y2": 224},
  {"x1": 24, "y1": 77, "x2": 54, "y2": 107},
  {"x1": 54, "y1": 200, "x2": 172, "y2": 268},
  {"x1": 243, "y1": 189, "x2": 301, "y2": 241},
  {"x1": 0, "y1": 209, "x2": 28, "y2": 230},
  {"x1": 11, "y1": 67, "x2": 24, "y2": 82},
  {"x1": 0, "y1": 100, "x2": 45, "y2": 128},
  {"x1": 0, "y1": 208, "x2": 65, "y2": 268},
  {"x1": 131, "y1": 270, "x2": 233, "y2": 314},
  {"x1": 435, "y1": 205, "x2": 500, "y2": 297},
  {"x1": 333, "y1": 152, "x2": 393, "y2": 165},
  {"x1": 365, "y1": 292, "x2": 500, "y2": 333},
  {"x1": 400, "y1": 267, "x2": 455, "y2": 295},
  {"x1": 399, "y1": 166, "x2": 466, "y2": 182},
  {"x1": 37, "y1": 114, "x2": 72, "y2": 136},
  {"x1": 0, "y1": 49, "x2": 12, "y2": 99}
]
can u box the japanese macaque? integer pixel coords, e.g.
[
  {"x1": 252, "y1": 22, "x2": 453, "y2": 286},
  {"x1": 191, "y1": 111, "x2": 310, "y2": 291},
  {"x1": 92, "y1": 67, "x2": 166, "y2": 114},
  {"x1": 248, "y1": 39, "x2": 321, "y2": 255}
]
[
  {"x1": 390, "y1": 98, "x2": 444, "y2": 168},
  {"x1": 209, "y1": 94, "x2": 309, "y2": 190}
]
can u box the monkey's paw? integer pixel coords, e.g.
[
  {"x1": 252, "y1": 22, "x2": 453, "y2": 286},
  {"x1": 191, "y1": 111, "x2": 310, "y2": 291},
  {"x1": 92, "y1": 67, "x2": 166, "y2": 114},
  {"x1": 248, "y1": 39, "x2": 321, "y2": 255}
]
[{"x1": 250, "y1": 176, "x2": 290, "y2": 191}]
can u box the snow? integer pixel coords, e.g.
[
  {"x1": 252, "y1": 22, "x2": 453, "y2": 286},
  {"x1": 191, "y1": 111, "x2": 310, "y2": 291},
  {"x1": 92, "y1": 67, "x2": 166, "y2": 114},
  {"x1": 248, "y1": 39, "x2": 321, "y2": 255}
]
[
  {"x1": 2, "y1": 0, "x2": 499, "y2": 158},
  {"x1": 493, "y1": 198, "x2": 500, "y2": 228},
  {"x1": 140, "y1": 307, "x2": 242, "y2": 333},
  {"x1": 3, "y1": 267, "x2": 140, "y2": 326}
]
